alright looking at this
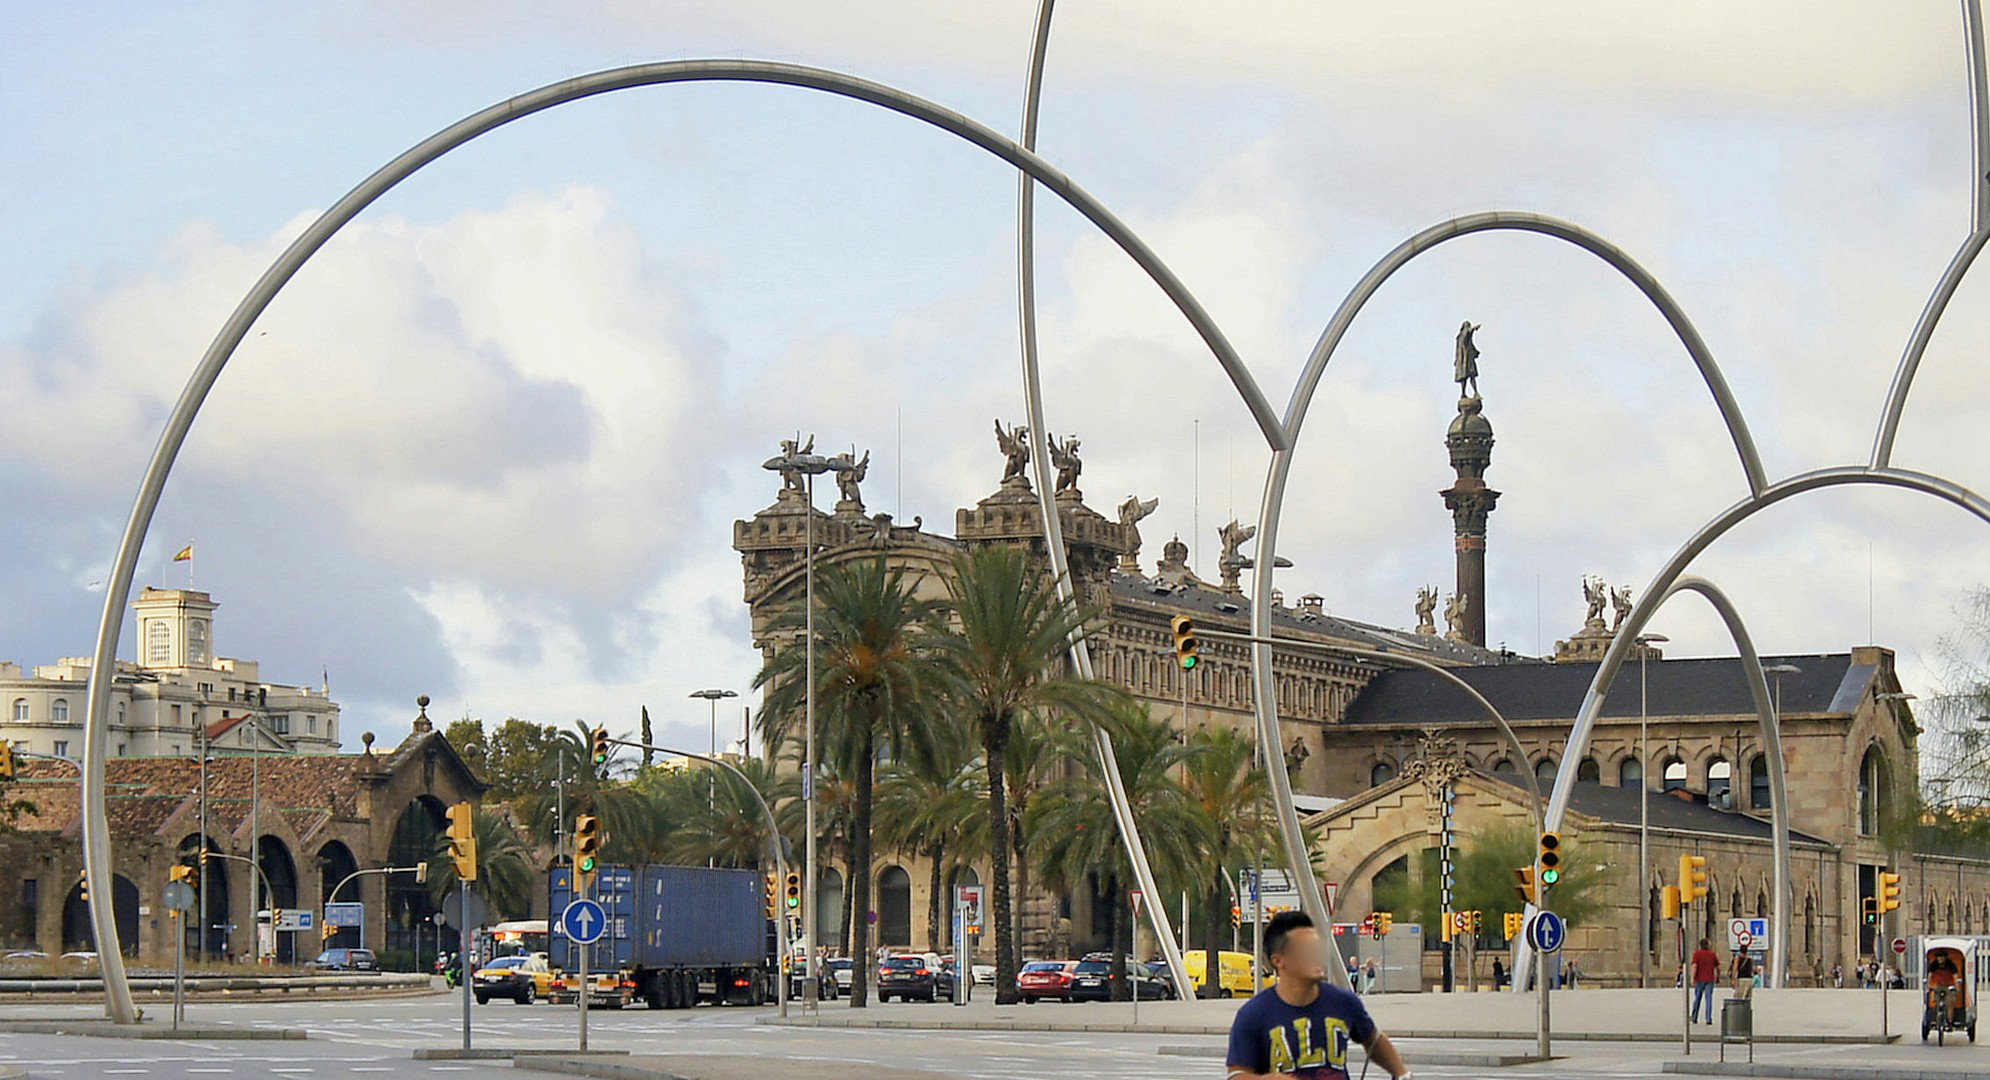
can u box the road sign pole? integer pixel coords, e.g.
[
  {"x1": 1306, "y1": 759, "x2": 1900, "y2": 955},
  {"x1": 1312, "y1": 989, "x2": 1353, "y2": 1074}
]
[
  {"x1": 459, "y1": 881, "x2": 472, "y2": 1051},
  {"x1": 173, "y1": 912, "x2": 184, "y2": 1030},
  {"x1": 579, "y1": 877, "x2": 590, "y2": 1054}
]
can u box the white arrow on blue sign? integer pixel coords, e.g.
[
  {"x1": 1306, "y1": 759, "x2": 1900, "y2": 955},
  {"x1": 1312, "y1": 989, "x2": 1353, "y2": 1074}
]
[
  {"x1": 561, "y1": 899, "x2": 607, "y2": 945},
  {"x1": 1525, "y1": 910, "x2": 1566, "y2": 954}
]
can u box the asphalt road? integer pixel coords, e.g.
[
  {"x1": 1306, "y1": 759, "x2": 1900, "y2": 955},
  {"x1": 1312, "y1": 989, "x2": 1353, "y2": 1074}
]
[{"x1": 2, "y1": 993, "x2": 1986, "y2": 1079}]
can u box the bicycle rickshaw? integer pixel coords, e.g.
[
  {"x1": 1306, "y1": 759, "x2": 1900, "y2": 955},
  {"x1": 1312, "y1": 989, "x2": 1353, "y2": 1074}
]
[{"x1": 1920, "y1": 936, "x2": 1980, "y2": 1044}]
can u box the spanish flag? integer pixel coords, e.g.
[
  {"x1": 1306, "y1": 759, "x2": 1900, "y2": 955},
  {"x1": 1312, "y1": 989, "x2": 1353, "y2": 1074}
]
[{"x1": 172, "y1": 545, "x2": 193, "y2": 562}]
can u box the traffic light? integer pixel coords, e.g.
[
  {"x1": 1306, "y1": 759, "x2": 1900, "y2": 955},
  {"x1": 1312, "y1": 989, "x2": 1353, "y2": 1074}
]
[
  {"x1": 0, "y1": 742, "x2": 13, "y2": 780},
  {"x1": 765, "y1": 873, "x2": 780, "y2": 921},
  {"x1": 590, "y1": 726, "x2": 611, "y2": 767},
  {"x1": 1231, "y1": 905, "x2": 1243, "y2": 929},
  {"x1": 77, "y1": 871, "x2": 89, "y2": 902},
  {"x1": 1466, "y1": 910, "x2": 1482, "y2": 935},
  {"x1": 169, "y1": 864, "x2": 193, "y2": 885},
  {"x1": 573, "y1": 813, "x2": 601, "y2": 885},
  {"x1": 1661, "y1": 885, "x2": 1682, "y2": 921},
  {"x1": 784, "y1": 871, "x2": 801, "y2": 912},
  {"x1": 1878, "y1": 871, "x2": 1903, "y2": 914},
  {"x1": 1503, "y1": 911, "x2": 1524, "y2": 941},
  {"x1": 1538, "y1": 832, "x2": 1562, "y2": 886},
  {"x1": 1441, "y1": 911, "x2": 1455, "y2": 942},
  {"x1": 1678, "y1": 855, "x2": 1708, "y2": 904},
  {"x1": 1370, "y1": 911, "x2": 1393, "y2": 938},
  {"x1": 414, "y1": 861, "x2": 429, "y2": 884},
  {"x1": 1512, "y1": 866, "x2": 1536, "y2": 905},
  {"x1": 446, "y1": 802, "x2": 478, "y2": 882},
  {"x1": 1170, "y1": 616, "x2": 1200, "y2": 671},
  {"x1": 1862, "y1": 897, "x2": 1878, "y2": 925},
  {"x1": 321, "y1": 921, "x2": 337, "y2": 941}
]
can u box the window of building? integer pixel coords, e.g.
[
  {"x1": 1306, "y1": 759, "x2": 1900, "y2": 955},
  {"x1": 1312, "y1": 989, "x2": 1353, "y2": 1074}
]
[
  {"x1": 1620, "y1": 757, "x2": 1644, "y2": 788},
  {"x1": 147, "y1": 620, "x2": 171, "y2": 664},
  {"x1": 1708, "y1": 758, "x2": 1731, "y2": 809},
  {"x1": 10, "y1": 699, "x2": 25, "y2": 722},
  {"x1": 171, "y1": 704, "x2": 183, "y2": 726},
  {"x1": 170, "y1": 744, "x2": 181, "y2": 756},
  {"x1": 227, "y1": 686, "x2": 236, "y2": 702},
  {"x1": 52, "y1": 740, "x2": 69, "y2": 758},
  {"x1": 116, "y1": 743, "x2": 126, "y2": 756},
  {"x1": 1492, "y1": 759, "x2": 1518, "y2": 776},
  {"x1": 1858, "y1": 748, "x2": 1887, "y2": 836},
  {"x1": 116, "y1": 703, "x2": 125, "y2": 723},
  {"x1": 1370, "y1": 761, "x2": 1396, "y2": 787},
  {"x1": 1749, "y1": 755, "x2": 1770, "y2": 811},
  {"x1": 187, "y1": 620, "x2": 209, "y2": 665},
  {"x1": 1576, "y1": 757, "x2": 1600, "y2": 783},
  {"x1": 50, "y1": 699, "x2": 68, "y2": 722},
  {"x1": 1534, "y1": 758, "x2": 1558, "y2": 786},
  {"x1": 306, "y1": 715, "x2": 317, "y2": 734},
  {"x1": 270, "y1": 714, "x2": 290, "y2": 735},
  {"x1": 1662, "y1": 758, "x2": 1688, "y2": 792}
]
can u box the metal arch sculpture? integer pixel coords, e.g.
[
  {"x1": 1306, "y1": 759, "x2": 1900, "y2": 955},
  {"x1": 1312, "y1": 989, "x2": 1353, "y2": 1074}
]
[
  {"x1": 1241, "y1": 209, "x2": 1774, "y2": 960},
  {"x1": 75, "y1": 57, "x2": 1289, "y2": 1022}
]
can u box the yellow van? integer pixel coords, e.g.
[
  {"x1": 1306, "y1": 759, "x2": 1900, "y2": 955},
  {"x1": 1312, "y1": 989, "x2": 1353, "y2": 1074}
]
[{"x1": 1183, "y1": 950, "x2": 1262, "y2": 997}]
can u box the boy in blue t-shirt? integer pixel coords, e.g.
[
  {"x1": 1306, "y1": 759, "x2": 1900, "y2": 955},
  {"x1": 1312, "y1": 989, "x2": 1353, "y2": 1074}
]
[{"x1": 1225, "y1": 911, "x2": 1409, "y2": 1080}]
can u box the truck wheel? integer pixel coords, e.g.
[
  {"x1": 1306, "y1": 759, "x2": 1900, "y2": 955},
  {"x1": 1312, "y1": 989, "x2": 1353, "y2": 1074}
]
[
  {"x1": 646, "y1": 982, "x2": 665, "y2": 1010},
  {"x1": 679, "y1": 970, "x2": 698, "y2": 1008}
]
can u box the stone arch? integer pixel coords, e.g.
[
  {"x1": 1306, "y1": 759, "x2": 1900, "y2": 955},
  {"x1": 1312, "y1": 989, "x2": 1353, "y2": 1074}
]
[
  {"x1": 1661, "y1": 756, "x2": 1689, "y2": 792},
  {"x1": 256, "y1": 834, "x2": 300, "y2": 963},
  {"x1": 386, "y1": 796, "x2": 448, "y2": 959},
  {"x1": 876, "y1": 865, "x2": 912, "y2": 949},
  {"x1": 1368, "y1": 759, "x2": 1397, "y2": 787},
  {"x1": 1857, "y1": 745, "x2": 1890, "y2": 837},
  {"x1": 177, "y1": 833, "x2": 229, "y2": 959},
  {"x1": 316, "y1": 840, "x2": 360, "y2": 950},
  {"x1": 1575, "y1": 757, "x2": 1601, "y2": 783},
  {"x1": 64, "y1": 874, "x2": 138, "y2": 955},
  {"x1": 816, "y1": 865, "x2": 845, "y2": 953},
  {"x1": 1533, "y1": 756, "x2": 1559, "y2": 786}
]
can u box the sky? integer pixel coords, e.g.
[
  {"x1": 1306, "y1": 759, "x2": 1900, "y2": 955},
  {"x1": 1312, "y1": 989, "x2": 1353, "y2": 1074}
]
[{"x1": 3, "y1": 1, "x2": 1988, "y2": 757}]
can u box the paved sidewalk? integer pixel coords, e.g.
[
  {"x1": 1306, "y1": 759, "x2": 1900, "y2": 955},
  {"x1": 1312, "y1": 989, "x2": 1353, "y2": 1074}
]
[{"x1": 770, "y1": 987, "x2": 1915, "y2": 1042}]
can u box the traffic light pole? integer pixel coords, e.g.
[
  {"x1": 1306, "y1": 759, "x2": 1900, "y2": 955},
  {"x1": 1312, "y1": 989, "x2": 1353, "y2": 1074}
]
[
  {"x1": 607, "y1": 736, "x2": 790, "y2": 1019},
  {"x1": 459, "y1": 879, "x2": 472, "y2": 1051}
]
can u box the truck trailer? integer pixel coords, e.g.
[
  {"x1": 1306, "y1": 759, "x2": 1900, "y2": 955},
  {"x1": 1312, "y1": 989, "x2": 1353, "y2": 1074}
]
[{"x1": 549, "y1": 864, "x2": 772, "y2": 1009}]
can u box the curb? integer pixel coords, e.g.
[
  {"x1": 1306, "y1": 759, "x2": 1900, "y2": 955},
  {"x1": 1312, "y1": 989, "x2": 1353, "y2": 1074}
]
[
  {"x1": 1663, "y1": 1063, "x2": 1988, "y2": 1079},
  {"x1": 413, "y1": 1049, "x2": 633, "y2": 1060},
  {"x1": 512, "y1": 1059, "x2": 693, "y2": 1080},
  {"x1": 760, "y1": 1017, "x2": 1891, "y2": 1044},
  {"x1": 0, "y1": 1019, "x2": 306, "y2": 1040}
]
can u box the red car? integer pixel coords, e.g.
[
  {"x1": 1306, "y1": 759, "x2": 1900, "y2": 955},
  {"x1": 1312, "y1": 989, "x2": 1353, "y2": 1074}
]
[{"x1": 1018, "y1": 959, "x2": 1078, "y2": 1003}]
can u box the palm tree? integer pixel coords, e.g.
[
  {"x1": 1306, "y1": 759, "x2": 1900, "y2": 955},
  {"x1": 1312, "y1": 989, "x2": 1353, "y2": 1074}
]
[
  {"x1": 875, "y1": 721, "x2": 987, "y2": 953},
  {"x1": 1181, "y1": 724, "x2": 1269, "y2": 996},
  {"x1": 755, "y1": 556, "x2": 948, "y2": 1007},
  {"x1": 929, "y1": 544, "x2": 1125, "y2": 1003},
  {"x1": 1027, "y1": 700, "x2": 1207, "y2": 999},
  {"x1": 428, "y1": 805, "x2": 538, "y2": 920},
  {"x1": 642, "y1": 756, "x2": 799, "y2": 869}
]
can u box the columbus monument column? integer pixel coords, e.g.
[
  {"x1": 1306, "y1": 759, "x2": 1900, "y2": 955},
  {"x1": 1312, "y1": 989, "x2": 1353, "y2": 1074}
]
[{"x1": 1440, "y1": 322, "x2": 1499, "y2": 647}]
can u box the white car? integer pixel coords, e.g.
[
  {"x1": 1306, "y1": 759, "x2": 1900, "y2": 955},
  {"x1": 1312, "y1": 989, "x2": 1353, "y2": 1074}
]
[
  {"x1": 971, "y1": 963, "x2": 996, "y2": 986},
  {"x1": 827, "y1": 957, "x2": 854, "y2": 992}
]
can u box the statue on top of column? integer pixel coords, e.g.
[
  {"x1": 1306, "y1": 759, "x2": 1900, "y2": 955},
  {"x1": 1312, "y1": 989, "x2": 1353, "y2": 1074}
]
[
  {"x1": 1454, "y1": 320, "x2": 1483, "y2": 400},
  {"x1": 994, "y1": 419, "x2": 1031, "y2": 484},
  {"x1": 1050, "y1": 434, "x2": 1083, "y2": 494},
  {"x1": 1414, "y1": 585, "x2": 1439, "y2": 636}
]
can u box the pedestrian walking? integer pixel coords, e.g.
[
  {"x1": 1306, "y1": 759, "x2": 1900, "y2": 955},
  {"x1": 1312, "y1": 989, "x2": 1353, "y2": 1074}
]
[
  {"x1": 1731, "y1": 951, "x2": 1754, "y2": 1000},
  {"x1": 1565, "y1": 958, "x2": 1582, "y2": 989},
  {"x1": 1690, "y1": 939, "x2": 1720, "y2": 1024},
  {"x1": 1830, "y1": 961, "x2": 1843, "y2": 988},
  {"x1": 1491, "y1": 957, "x2": 1506, "y2": 989},
  {"x1": 1362, "y1": 958, "x2": 1379, "y2": 994},
  {"x1": 1224, "y1": 910, "x2": 1411, "y2": 1080}
]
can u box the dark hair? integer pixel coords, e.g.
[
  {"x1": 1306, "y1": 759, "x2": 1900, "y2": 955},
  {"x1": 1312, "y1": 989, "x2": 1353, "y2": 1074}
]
[{"x1": 1264, "y1": 909, "x2": 1315, "y2": 960}]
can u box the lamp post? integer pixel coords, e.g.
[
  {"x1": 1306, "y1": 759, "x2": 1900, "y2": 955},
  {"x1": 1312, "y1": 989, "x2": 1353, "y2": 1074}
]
[
  {"x1": 324, "y1": 863, "x2": 428, "y2": 951},
  {"x1": 1636, "y1": 632, "x2": 1668, "y2": 989},
  {"x1": 690, "y1": 690, "x2": 739, "y2": 868},
  {"x1": 763, "y1": 441, "x2": 852, "y2": 1011}
]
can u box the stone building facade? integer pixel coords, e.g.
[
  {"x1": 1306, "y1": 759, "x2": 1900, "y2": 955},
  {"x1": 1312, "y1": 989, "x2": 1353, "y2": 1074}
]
[{"x1": 0, "y1": 701, "x2": 481, "y2": 969}]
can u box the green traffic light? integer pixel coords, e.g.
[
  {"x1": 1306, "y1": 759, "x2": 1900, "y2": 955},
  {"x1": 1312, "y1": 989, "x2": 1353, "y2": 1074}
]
[
  {"x1": 579, "y1": 856, "x2": 597, "y2": 873},
  {"x1": 1540, "y1": 868, "x2": 1560, "y2": 885},
  {"x1": 1179, "y1": 655, "x2": 1197, "y2": 670}
]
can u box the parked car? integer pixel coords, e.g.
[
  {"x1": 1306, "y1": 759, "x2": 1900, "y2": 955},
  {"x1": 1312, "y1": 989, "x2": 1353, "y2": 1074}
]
[
  {"x1": 971, "y1": 963, "x2": 996, "y2": 986},
  {"x1": 826, "y1": 957, "x2": 855, "y2": 993},
  {"x1": 1017, "y1": 959, "x2": 1078, "y2": 1003},
  {"x1": 785, "y1": 956, "x2": 838, "y2": 1001},
  {"x1": 2, "y1": 950, "x2": 48, "y2": 962},
  {"x1": 877, "y1": 954, "x2": 938, "y2": 1002},
  {"x1": 305, "y1": 947, "x2": 379, "y2": 973},
  {"x1": 1184, "y1": 949, "x2": 1261, "y2": 998},
  {"x1": 1068, "y1": 956, "x2": 1175, "y2": 1001},
  {"x1": 473, "y1": 954, "x2": 554, "y2": 1004}
]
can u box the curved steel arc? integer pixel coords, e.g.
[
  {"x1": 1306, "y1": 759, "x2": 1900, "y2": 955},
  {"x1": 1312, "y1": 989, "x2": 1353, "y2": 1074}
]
[
  {"x1": 80, "y1": 56, "x2": 1279, "y2": 1023},
  {"x1": 1009, "y1": 0, "x2": 1196, "y2": 1000},
  {"x1": 1279, "y1": 211, "x2": 1767, "y2": 497},
  {"x1": 1247, "y1": 210, "x2": 1768, "y2": 994},
  {"x1": 1535, "y1": 465, "x2": 1990, "y2": 909},
  {"x1": 1873, "y1": 1, "x2": 1990, "y2": 467}
]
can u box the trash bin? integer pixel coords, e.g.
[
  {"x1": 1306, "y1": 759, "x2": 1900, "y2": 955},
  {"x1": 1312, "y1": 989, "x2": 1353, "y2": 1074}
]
[{"x1": 1720, "y1": 997, "x2": 1754, "y2": 1063}]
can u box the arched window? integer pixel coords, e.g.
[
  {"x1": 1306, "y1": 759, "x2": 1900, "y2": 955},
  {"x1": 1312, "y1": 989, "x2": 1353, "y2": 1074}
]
[
  {"x1": 1620, "y1": 757, "x2": 1644, "y2": 788},
  {"x1": 51, "y1": 699, "x2": 68, "y2": 722},
  {"x1": 146, "y1": 620, "x2": 171, "y2": 664},
  {"x1": 1534, "y1": 758, "x2": 1558, "y2": 785},
  {"x1": 1662, "y1": 758, "x2": 1688, "y2": 792},
  {"x1": 1492, "y1": 759, "x2": 1518, "y2": 777},
  {"x1": 1730, "y1": 886, "x2": 1743, "y2": 918},
  {"x1": 1755, "y1": 890, "x2": 1767, "y2": 917},
  {"x1": 1576, "y1": 757, "x2": 1600, "y2": 783},
  {"x1": 1803, "y1": 893, "x2": 1816, "y2": 957},
  {"x1": 1370, "y1": 761, "x2": 1396, "y2": 787},
  {"x1": 1707, "y1": 758, "x2": 1731, "y2": 809},
  {"x1": 10, "y1": 699, "x2": 26, "y2": 722},
  {"x1": 877, "y1": 866, "x2": 913, "y2": 948},
  {"x1": 1858, "y1": 748, "x2": 1887, "y2": 836},
  {"x1": 1749, "y1": 755, "x2": 1771, "y2": 811}
]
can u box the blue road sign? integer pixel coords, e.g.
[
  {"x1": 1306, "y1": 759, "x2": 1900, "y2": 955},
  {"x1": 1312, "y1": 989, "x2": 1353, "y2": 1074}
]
[
  {"x1": 323, "y1": 902, "x2": 365, "y2": 927},
  {"x1": 1526, "y1": 910, "x2": 1566, "y2": 953},
  {"x1": 562, "y1": 899, "x2": 607, "y2": 945}
]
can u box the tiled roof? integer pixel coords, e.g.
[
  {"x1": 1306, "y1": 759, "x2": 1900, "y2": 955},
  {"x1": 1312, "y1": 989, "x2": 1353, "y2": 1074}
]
[
  {"x1": 1339, "y1": 653, "x2": 1871, "y2": 726},
  {"x1": 9, "y1": 754, "x2": 374, "y2": 842}
]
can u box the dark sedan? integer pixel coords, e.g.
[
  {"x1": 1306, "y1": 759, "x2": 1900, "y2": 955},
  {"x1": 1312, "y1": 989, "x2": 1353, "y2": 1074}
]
[
  {"x1": 305, "y1": 947, "x2": 379, "y2": 973},
  {"x1": 1067, "y1": 957, "x2": 1174, "y2": 1001},
  {"x1": 877, "y1": 954, "x2": 938, "y2": 1002}
]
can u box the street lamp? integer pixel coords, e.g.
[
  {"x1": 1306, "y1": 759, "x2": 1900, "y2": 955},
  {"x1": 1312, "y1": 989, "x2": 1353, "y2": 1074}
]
[
  {"x1": 762, "y1": 440, "x2": 852, "y2": 1010},
  {"x1": 1636, "y1": 631, "x2": 1667, "y2": 989},
  {"x1": 689, "y1": 689, "x2": 739, "y2": 759}
]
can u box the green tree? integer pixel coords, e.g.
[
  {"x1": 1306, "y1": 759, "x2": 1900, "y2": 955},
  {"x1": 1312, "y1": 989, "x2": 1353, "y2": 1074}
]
[
  {"x1": 640, "y1": 756, "x2": 799, "y2": 870},
  {"x1": 428, "y1": 806, "x2": 538, "y2": 920},
  {"x1": 1027, "y1": 700, "x2": 1206, "y2": 999},
  {"x1": 755, "y1": 557, "x2": 948, "y2": 1007},
  {"x1": 929, "y1": 545, "x2": 1125, "y2": 1003},
  {"x1": 1181, "y1": 724, "x2": 1270, "y2": 996},
  {"x1": 1373, "y1": 817, "x2": 1607, "y2": 959},
  {"x1": 876, "y1": 722, "x2": 987, "y2": 952},
  {"x1": 444, "y1": 718, "x2": 486, "y2": 776}
]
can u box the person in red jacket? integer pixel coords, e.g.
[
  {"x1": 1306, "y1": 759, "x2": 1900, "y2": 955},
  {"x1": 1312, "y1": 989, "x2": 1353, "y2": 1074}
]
[{"x1": 1690, "y1": 940, "x2": 1721, "y2": 1024}]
